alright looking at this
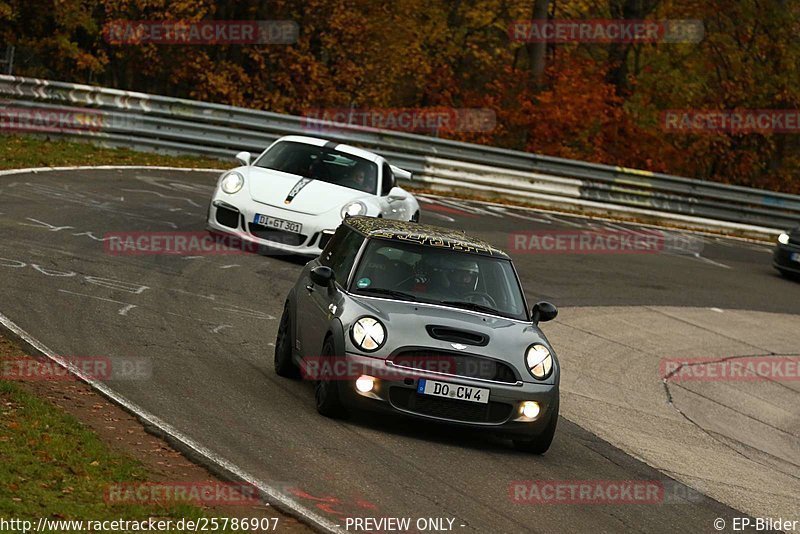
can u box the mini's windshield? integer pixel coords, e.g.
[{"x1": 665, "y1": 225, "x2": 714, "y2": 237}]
[
  {"x1": 350, "y1": 239, "x2": 527, "y2": 321},
  {"x1": 254, "y1": 141, "x2": 379, "y2": 194}
]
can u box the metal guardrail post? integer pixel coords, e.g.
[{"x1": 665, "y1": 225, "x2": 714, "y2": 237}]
[{"x1": 0, "y1": 46, "x2": 14, "y2": 75}]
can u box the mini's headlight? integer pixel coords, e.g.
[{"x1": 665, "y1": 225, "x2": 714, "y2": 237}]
[
  {"x1": 351, "y1": 316, "x2": 386, "y2": 352},
  {"x1": 341, "y1": 201, "x2": 367, "y2": 219},
  {"x1": 220, "y1": 172, "x2": 244, "y2": 194},
  {"x1": 526, "y1": 344, "x2": 553, "y2": 380},
  {"x1": 778, "y1": 232, "x2": 790, "y2": 245}
]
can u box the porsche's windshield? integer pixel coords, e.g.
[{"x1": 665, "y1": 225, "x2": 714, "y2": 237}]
[
  {"x1": 350, "y1": 239, "x2": 528, "y2": 321},
  {"x1": 253, "y1": 141, "x2": 379, "y2": 194}
]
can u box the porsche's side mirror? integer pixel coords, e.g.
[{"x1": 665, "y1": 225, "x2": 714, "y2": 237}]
[
  {"x1": 235, "y1": 151, "x2": 252, "y2": 166},
  {"x1": 310, "y1": 265, "x2": 335, "y2": 287},
  {"x1": 531, "y1": 301, "x2": 558, "y2": 324}
]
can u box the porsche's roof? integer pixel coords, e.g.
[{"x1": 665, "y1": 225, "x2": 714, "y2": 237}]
[
  {"x1": 274, "y1": 135, "x2": 384, "y2": 163},
  {"x1": 344, "y1": 216, "x2": 509, "y2": 258}
]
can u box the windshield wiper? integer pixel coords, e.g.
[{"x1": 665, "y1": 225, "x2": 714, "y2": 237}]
[
  {"x1": 356, "y1": 287, "x2": 418, "y2": 302},
  {"x1": 440, "y1": 300, "x2": 502, "y2": 316}
]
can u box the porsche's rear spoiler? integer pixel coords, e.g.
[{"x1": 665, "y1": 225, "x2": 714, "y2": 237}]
[{"x1": 390, "y1": 165, "x2": 413, "y2": 181}]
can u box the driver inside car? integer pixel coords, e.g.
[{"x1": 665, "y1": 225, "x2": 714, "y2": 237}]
[
  {"x1": 340, "y1": 166, "x2": 376, "y2": 193},
  {"x1": 444, "y1": 259, "x2": 480, "y2": 297}
]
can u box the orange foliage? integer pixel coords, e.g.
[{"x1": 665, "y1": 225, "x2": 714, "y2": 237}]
[{"x1": 0, "y1": 0, "x2": 797, "y2": 193}]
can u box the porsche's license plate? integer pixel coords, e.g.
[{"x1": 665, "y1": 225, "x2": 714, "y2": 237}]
[
  {"x1": 254, "y1": 214, "x2": 302, "y2": 234},
  {"x1": 417, "y1": 379, "x2": 489, "y2": 404},
  {"x1": 791, "y1": 252, "x2": 800, "y2": 263}
]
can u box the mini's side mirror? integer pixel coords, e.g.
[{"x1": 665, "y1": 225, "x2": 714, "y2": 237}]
[
  {"x1": 531, "y1": 301, "x2": 558, "y2": 324},
  {"x1": 310, "y1": 265, "x2": 335, "y2": 287},
  {"x1": 235, "y1": 151, "x2": 252, "y2": 166}
]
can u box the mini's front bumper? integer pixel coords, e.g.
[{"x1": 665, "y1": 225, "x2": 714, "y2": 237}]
[
  {"x1": 206, "y1": 195, "x2": 339, "y2": 257},
  {"x1": 333, "y1": 353, "x2": 559, "y2": 438}
]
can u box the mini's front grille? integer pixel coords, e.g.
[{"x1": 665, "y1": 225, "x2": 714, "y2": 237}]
[
  {"x1": 247, "y1": 223, "x2": 307, "y2": 246},
  {"x1": 215, "y1": 206, "x2": 239, "y2": 228},
  {"x1": 391, "y1": 349, "x2": 518, "y2": 384},
  {"x1": 389, "y1": 387, "x2": 512, "y2": 424}
]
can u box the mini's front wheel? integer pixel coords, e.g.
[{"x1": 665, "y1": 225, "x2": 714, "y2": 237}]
[
  {"x1": 314, "y1": 338, "x2": 349, "y2": 418},
  {"x1": 274, "y1": 302, "x2": 299, "y2": 378}
]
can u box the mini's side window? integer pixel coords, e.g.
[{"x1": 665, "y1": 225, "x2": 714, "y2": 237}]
[
  {"x1": 320, "y1": 226, "x2": 346, "y2": 264},
  {"x1": 320, "y1": 227, "x2": 364, "y2": 284}
]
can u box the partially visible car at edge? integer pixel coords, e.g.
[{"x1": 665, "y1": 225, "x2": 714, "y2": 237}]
[{"x1": 773, "y1": 227, "x2": 800, "y2": 279}]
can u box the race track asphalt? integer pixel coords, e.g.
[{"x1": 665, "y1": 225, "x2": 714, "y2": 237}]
[{"x1": 1, "y1": 168, "x2": 796, "y2": 533}]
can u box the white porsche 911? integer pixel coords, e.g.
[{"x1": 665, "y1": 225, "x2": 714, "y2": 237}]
[{"x1": 206, "y1": 135, "x2": 421, "y2": 256}]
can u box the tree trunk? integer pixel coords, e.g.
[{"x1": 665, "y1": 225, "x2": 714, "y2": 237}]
[{"x1": 526, "y1": 0, "x2": 550, "y2": 89}]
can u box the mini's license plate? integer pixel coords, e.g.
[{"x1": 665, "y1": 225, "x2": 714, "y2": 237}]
[
  {"x1": 791, "y1": 252, "x2": 800, "y2": 263},
  {"x1": 417, "y1": 379, "x2": 489, "y2": 404},
  {"x1": 254, "y1": 214, "x2": 302, "y2": 234}
]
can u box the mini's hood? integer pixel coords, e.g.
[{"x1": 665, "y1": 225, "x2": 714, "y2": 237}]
[
  {"x1": 339, "y1": 293, "x2": 556, "y2": 384},
  {"x1": 246, "y1": 167, "x2": 366, "y2": 215}
]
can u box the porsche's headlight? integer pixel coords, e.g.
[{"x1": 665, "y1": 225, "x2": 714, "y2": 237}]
[
  {"x1": 526, "y1": 344, "x2": 553, "y2": 380},
  {"x1": 341, "y1": 201, "x2": 367, "y2": 219},
  {"x1": 778, "y1": 232, "x2": 790, "y2": 245},
  {"x1": 220, "y1": 171, "x2": 244, "y2": 194},
  {"x1": 351, "y1": 317, "x2": 386, "y2": 352}
]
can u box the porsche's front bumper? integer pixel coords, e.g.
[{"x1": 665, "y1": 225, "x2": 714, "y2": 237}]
[
  {"x1": 206, "y1": 196, "x2": 339, "y2": 257},
  {"x1": 334, "y1": 352, "x2": 558, "y2": 438}
]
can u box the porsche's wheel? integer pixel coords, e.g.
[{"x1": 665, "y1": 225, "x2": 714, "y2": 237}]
[
  {"x1": 512, "y1": 400, "x2": 559, "y2": 455},
  {"x1": 315, "y1": 337, "x2": 348, "y2": 418},
  {"x1": 274, "y1": 302, "x2": 299, "y2": 378},
  {"x1": 411, "y1": 210, "x2": 420, "y2": 222}
]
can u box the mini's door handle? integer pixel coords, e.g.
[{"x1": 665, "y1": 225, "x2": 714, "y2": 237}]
[{"x1": 305, "y1": 284, "x2": 315, "y2": 293}]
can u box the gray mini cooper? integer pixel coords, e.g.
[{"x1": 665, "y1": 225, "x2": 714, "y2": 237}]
[{"x1": 274, "y1": 216, "x2": 560, "y2": 453}]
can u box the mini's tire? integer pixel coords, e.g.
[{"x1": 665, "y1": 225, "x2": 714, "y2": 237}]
[
  {"x1": 512, "y1": 400, "x2": 559, "y2": 455},
  {"x1": 411, "y1": 211, "x2": 420, "y2": 222},
  {"x1": 274, "y1": 302, "x2": 299, "y2": 378},
  {"x1": 314, "y1": 338, "x2": 348, "y2": 418}
]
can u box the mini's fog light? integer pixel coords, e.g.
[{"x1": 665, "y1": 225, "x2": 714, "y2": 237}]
[
  {"x1": 520, "y1": 401, "x2": 541, "y2": 419},
  {"x1": 355, "y1": 375, "x2": 375, "y2": 393}
]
